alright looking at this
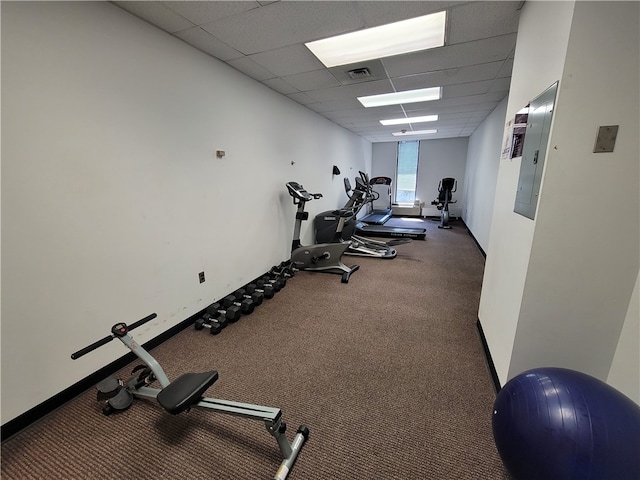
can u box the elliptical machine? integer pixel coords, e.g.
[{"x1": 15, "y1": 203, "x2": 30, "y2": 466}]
[
  {"x1": 431, "y1": 177, "x2": 457, "y2": 229},
  {"x1": 314, "y1": 174, "x2": 410, "y2": 259},
  {"x1": 286, "y1": 181, "x2": 359, "y2": 283}
]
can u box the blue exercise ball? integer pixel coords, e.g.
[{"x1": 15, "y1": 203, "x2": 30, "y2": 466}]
[{"x1": 492, "y1": 367, "x2": 640, "y2": 480}]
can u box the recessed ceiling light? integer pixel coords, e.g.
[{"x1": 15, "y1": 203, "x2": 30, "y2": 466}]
[
  {"x1": 358, "y1": 87, "x2": 441, "y2": 108},
  {"x1": 305, "y1": 11, "x2": 446, "y2": 68},
  {"x1": 380, "y1": 115, "x2": 438, "y2": 126},
  {"x1": 392, "y1": 129, "x2": 438, "y2": 136}
]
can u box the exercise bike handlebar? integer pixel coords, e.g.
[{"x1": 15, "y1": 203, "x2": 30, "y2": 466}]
[{"x1": 70, "y1": 313, "x2": 157, "y2": 360}]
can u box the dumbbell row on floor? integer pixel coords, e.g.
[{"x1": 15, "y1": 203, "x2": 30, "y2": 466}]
[
  {"x1": 260, "y1": 274, "x2": 286, "y2": 291},
  {"x1": 267, "y1": 263, "x2": 295, "y2": 286},
  {"x1": 194, "y1": 313, "x2": 227, "y2": 335},
  {"x1": 221, "y1": 292, "x2": 255, "y2": 315},
  {"x1": 194, "y1": 264, "x2": 294, "y2": 335},
  {"x1": 274, "y1": 261, "x2": 297, "y2": 279},
  {"x1": 244, "y1": 282, "x2": 274, "y2": 300},
  {"x1": 207, "y1": 302, "x2": 242, "y2": 324},
  {"x1": 234, "y1": 288, "x2": 264, "y2": 307}
]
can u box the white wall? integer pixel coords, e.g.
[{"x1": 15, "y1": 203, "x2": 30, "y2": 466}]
[
  {"x1": 608, "y1": 271, "x2": 640, "y2": 401},
  {"x1": 462, "y1": 98, "x2": 508, "y2": 252},
  {"x1": 479, "y1": 1, "x2": 640, "y2": 405},
  {"x1": 508, "y1": 1, "x2": 639, "y2": 387},
  {"x1": 417, "y1": 138, "x2": 468, "y2": 218},
  {"x1": 1, "y1": 2, "x2": 371, "y2": 424},
  {"x1": 371, "y1": 138, "x2": 468, "y2": 217},
  {"x1": 371, "y1": 142, "x2": 397, "y2": 180},
  {"x1": 477, "y1": 0, "x2": 575, "y2": 384}
]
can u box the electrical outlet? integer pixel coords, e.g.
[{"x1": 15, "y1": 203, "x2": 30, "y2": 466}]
[{"x1": 198, "y1": 272, "x2": 205, "y2": 283}]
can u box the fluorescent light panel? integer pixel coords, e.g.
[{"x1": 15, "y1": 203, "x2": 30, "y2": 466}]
[
  {"x1": 392, "y1": 129, "x2": 438, "y2": 136},
  {"x1": 358, "y1": 87, "x2": 441, "y2": 108},
  {"x1": 380, "y1": 115, "x2": 438, "y2": 126},
  {"x1": 305, "y1": 11, "x2": 446, "y2": 68}
]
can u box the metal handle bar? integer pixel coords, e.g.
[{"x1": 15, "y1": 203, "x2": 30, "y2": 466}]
[{"x1": 70, "y1": 313, "x2": 157, "y2": 360}]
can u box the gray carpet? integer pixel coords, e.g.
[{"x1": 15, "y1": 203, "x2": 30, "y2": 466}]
[{"x1": 1, "y1": 216, "x2": 510, "y2": 479}]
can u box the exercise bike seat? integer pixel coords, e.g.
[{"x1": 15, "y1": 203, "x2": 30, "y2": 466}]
[{"x1": 157, "y1": 370, "x2": 218, "y2": 414}]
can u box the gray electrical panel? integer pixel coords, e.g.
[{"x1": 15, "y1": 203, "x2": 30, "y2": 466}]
[{"x1": 514, "y1": 82, "x2": 558, "y2": 220}]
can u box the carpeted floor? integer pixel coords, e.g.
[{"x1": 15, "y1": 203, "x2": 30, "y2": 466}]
[{"x1": 1, "y1": 216, "x2": 511, "y2": 479}]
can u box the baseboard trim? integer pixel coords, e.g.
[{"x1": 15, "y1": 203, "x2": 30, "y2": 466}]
[
  {"x1": 461, "y1": 221, "x2": 486, "y2": 258},
  {"x1": 476, "y1": 318, "x2": 501, "y2": 394},
  {"x1": 1, "y1": 311, "x2": 201, "y2": 442}
]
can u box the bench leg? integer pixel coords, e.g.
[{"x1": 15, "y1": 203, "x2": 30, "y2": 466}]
[{"x1": 267, "y1": 420, "x2": 309, "y2": 480}]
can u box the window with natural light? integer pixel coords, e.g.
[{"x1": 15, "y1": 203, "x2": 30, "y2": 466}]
[{"x1": 396, "y1": 141, "x2": 420, "y2": 204}]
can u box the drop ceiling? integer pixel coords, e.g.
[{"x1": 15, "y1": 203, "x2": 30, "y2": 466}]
[{"x1": 112, "y1": 1, "x2": 522, "y2": 142}]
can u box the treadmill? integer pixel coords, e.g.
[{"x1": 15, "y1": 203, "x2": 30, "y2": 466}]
[
  {"x1": 360, "y1": 176, "x2": 393, "y2": 225},
  {"x1": 355, "y1": 221, "x2": 426, "y2": 240},
  {"x1": 350, "y1": 172, "x2": 427, "y2": 240}
]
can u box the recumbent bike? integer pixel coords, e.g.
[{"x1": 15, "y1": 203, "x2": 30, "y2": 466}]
[
  {"x1": 431, "y1": 177, "x2": 457, "y2": 229},
  {"x1": 71, "y1": 313, "x2": 308, "y2": 480}
]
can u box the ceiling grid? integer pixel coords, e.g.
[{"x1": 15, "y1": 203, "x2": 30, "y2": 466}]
[{"x1": 112, "y1": 1, "x2": 522, "y2": 142}]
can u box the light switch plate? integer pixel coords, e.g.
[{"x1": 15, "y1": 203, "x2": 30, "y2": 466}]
[{"x1": 593, "y1": 125, "x2": 618, "y2": 153}]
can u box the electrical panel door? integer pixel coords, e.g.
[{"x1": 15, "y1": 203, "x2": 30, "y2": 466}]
[{"x1": 514, "y1": 82, "x2": 558, "y2": 220}]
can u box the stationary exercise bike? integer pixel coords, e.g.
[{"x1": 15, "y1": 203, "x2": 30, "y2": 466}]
[
  {"x1": 286, "y1": 181, "x2": 359, "y2": 283},
  {"x1": 71, "y1": 313, "x2": 308, "y2": 480},
  {"x1": 431, "y1": 177, "x2": 457, "y2": 229}
]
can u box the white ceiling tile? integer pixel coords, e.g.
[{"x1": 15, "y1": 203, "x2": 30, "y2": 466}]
[
  {"x1": 163, "y1": 1, "x2": 260, "y2": 25},
  {"x1": 390, "y1": 61, "x2": 504, "y2": 91},
  {"x1": 488, "y1": 77, "x2": 512, "y2": 93},
  {"x1": 444, "y1": 91, "x2": 508, "y2": 105},
  {"x1": 262, "y1": 77, "x2": 299, "y2": 95},
  {"x1": 305, "y1": 79, "x2": 393, "y2": 102},
  {"x1": 439, "y1": 111, "x2": 494, "y2": 121},
  {"x1": 201, "y1": 1, "x2": 365, "y2": 55},
  {"x1": 404, "y1": 101, "x2": 500, "y2": 114},
  {"x1": 282, "y1": 70, "x2": 341, "y2": 92},
  {"x1": 443, "y1": 80, "x2": 495, "y2": 98},
  {"x1": 113, "y1": 2, "x2": 194, "y2": 33},
  {"x1": 354, "y1": 1, "x2": 458, "y2": 27},
  {"x1": 448, "y1": 1, "x2": 520, "y2": 44},
  {"x1": 496, "y1": 58, "x2": 514, "y2": 78},
  {"x1": 384, "y1": 34, "x2": 517, "y2": 77},
  {"x1": 249, "y1": 44, "x2": 325, "y2": 77},
  {"x1": 174, "y1": 27, "x2": 244, "y2": 61},
  {"x1": 306, "y1": 99, "x2": 369, "y2": 113},
  {"x1": 227, "y1": 57, "x2": 275, "y2": 81},
  {"x1": 287, "y1": 92, "x2": 317, "y2": 105}
]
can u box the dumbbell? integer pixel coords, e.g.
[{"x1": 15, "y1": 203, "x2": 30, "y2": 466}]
[
  {"x1": 252, "y1": 277, "x2": 280, "y2": 298},
  {"x1": 261, "y1": 274, "x2": 286, "y2": 291},
  {"x1": 222, "y1": 293, "x2": 254, "y2": 315},
  {"x1": 277, "y1": 261, "x2": 297, "y2": 278},
  {"x1": 206, "y1": 302, "x2": 241, "y2": 324},
  {"x1": 194, "y1": 315, "x2": 223, "y2": 335},
  {"x1": 235, "y1": 288, "x2": 264, "y2": 307},
  {"x1": 245, "y1": 282, "x2": 274, "y2": 300},
  {"x1": 271, "y1": 263, "x2": 293, "y2": 280}
]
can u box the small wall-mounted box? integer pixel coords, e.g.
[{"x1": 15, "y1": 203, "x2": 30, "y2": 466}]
[
  {"x1": 593, "y1": 126, "x2": 618, "y2": 153},
  {"x1": 216, "y1": 150, "x2": 226, "y2": 158}
]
